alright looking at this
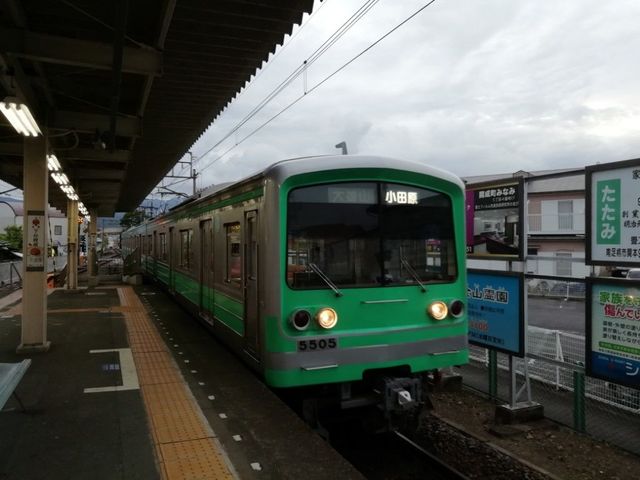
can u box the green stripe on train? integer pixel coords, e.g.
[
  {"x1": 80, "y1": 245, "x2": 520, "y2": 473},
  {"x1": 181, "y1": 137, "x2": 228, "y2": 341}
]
[
  {"x1": 170, "y1": 187, "x2": 263, "y2": 221},
  {"x1": 156, "y1": 261, "x2": 170, "y2": 285},
  {"x1": 172, "y1": 271, "x2": 244, "y2": 335}
]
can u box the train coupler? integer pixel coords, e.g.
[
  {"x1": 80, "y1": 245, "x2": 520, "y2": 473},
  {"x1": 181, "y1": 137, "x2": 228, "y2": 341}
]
[{"x1": 382, "y1": 376, "x2": 422, "y2": 414}]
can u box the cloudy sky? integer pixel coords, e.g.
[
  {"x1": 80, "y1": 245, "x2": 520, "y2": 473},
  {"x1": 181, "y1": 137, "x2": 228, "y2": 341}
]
[{"x1": 160, "y1": 0, "x2": 639, "y2": 198}]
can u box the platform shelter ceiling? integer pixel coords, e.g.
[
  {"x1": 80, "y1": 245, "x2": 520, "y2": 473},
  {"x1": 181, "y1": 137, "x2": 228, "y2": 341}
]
[{"x1": 0, "y1": 0, "x2": 314, "y2": 216}]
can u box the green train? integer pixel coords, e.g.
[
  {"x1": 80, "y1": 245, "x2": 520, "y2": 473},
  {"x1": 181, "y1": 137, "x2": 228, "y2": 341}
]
[{"x1": 122, "y1": 155, "x2": 468, "y2": 424}]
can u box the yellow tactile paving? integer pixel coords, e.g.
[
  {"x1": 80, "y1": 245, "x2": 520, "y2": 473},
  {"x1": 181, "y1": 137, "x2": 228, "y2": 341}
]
[
  {"x1": 161, "y1": 439, "x2": 233, "y2": 480},
  {"x1": 117, "y1": 287, "x2": 234, "y2": 480}
]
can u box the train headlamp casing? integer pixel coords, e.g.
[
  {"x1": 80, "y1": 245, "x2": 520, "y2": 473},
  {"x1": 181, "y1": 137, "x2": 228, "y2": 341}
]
[
  {"x1": 427, "y1": 301, "x2": 448, "y2": 320},
  {"x1": 316, "y1": 308, "x2": 338, "y2": 329},
  {"x1": 449, "y1": 300, "x2": 464, "y2": 318},
  {"x1": 290, "y1": 309, "x2": 311, "y2": 331}
]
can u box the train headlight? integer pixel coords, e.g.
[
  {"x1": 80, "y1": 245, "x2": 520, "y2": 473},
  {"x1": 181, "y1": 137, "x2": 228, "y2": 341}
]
[
  {"x1": 427, "y1": 301, "x2": 448, "y2": 320},
  {"x1": 316, "y1": 308, "x2": 338, "y2": 329},
  {"x1": 290, "y1": 309, "x2": 311, "y2": 331},
  {"x1": 449, "y1": 300, "x2": 464, "y2": 318}
]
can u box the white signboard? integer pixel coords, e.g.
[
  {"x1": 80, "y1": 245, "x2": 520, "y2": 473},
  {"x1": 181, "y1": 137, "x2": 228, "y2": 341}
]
[{"x1": 587, "y1": 159, "x2": 640, "y2": 267}]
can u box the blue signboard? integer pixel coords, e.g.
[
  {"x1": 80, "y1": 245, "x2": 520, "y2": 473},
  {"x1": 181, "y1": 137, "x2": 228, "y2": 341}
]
[
  {"x1": 586, "y1": 278, "x2": 640, "y2": 390},
  {"x1": 467, "y1": 270, "x2": 524, "y2": 356}
]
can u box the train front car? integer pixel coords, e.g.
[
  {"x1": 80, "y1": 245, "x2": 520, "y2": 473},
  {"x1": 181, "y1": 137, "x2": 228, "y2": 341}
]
[{"x1": 262, "y1": 156, "x2": 468, "y2": 429}]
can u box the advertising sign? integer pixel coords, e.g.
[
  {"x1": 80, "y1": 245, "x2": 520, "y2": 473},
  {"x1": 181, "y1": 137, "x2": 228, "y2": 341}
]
[
  {"x1": 586, "y1": 277, "x2": 640, "y2": 389},
  {"x1": 467, "y1": 270, "x2": 524, "y2": 356},
  {"x1": 26, "y1": 210, "x2": 45, "y2": 272},
  {"x1": 466, "y1": 180, "x2": 523, "y2": 260},
  {"x1": 586, "y1": 158, "x2": 640, "y2": 267}
]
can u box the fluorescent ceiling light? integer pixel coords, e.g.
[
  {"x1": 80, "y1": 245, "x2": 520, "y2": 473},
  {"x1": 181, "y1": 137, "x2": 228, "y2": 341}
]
[
  {"x1": 47, "y1": 154, "x2": 61, "y2": 172},
  {"x1": 0, "y1": 97, "x2": 41, "y2": 137},
  {"x1": 51, "y1": 172, "x2": 69, "y2": 185}
]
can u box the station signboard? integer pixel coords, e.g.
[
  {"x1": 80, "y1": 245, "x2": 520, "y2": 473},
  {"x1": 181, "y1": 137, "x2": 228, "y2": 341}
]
[
  {"x1": 467, "y1": 270, "x2": 525, "y2": 356},
  {"x1": 465, "y1": 179, "x2": 524, "y2": 260},
  {"x1": 586, "y1": 158, "x2": 640, "y2": 267},
  {"x1": 586, "y1": 277, "x2": 640, "y2": 389}
]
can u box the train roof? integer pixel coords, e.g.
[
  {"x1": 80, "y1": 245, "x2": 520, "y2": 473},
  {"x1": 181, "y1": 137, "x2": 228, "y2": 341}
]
[
  {"x1": 263, "y1": 155, "x2": 465, "y2": 190},
  {"x1": 124, "y1": 155, "x2": 464, "y2": 234}
]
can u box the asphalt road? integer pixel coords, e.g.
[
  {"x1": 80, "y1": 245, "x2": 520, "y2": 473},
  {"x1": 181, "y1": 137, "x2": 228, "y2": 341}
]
[{"x1": 527, "y1": 296, "x2": 585, "y2": 334}]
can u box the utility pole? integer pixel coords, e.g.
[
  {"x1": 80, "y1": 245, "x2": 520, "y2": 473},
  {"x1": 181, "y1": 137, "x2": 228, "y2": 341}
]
[{"x1": 164, "y1": 151, "x2": 198, "y2": 196}]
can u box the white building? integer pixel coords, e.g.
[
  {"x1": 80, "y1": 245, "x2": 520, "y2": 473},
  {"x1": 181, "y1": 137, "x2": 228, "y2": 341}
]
[
  {"x1": 0, "y1": 200, "x2": 68, "y2": 255},
  {"x1": 465, "y1": 168, "x2": 591, "y2": 279}
]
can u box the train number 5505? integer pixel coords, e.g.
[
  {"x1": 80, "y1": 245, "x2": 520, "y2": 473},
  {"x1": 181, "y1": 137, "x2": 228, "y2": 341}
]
[{"x1": 298, "y1": 338, "x2": 337, "y2": 352}]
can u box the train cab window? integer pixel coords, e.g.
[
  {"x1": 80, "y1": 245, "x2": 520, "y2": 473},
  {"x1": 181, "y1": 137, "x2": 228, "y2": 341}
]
[
  {"x1": 226, "y1": 223, "x2": 241, "y2": 287},
  {"x1": 287, "y1": 182, "x2": 457, "y2": 289},
  {"x1": 159, "y1": 233, "x2": 167, "y2": 261},
  {"x1": 180, "y1": 229, "x2": 192, "y2": 268}
]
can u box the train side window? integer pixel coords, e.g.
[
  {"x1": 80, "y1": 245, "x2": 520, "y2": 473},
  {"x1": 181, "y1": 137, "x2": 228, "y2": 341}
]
[
  {"x1": 180, "y1": 229, "x2": 192, "y2": 268},
  {"x1": 225, "y1": 223, "x2": 241, "y2": 287},
  {"x1": 147, "y1": 235, "x2": 152, "y2": 255},
  {"x1": 159, "y1": 233, "x2": 167, "y2": 261}
]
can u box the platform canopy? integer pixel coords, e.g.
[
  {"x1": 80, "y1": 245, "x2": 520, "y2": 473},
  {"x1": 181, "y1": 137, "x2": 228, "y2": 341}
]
[{"x1": 0, "y1": 0, "x2": 314, "y2": 216}]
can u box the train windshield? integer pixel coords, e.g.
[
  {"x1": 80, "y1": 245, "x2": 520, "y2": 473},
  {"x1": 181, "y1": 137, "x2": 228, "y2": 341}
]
[{"x1": 287, "y1": 181, "x2": 457, "y2": 289}]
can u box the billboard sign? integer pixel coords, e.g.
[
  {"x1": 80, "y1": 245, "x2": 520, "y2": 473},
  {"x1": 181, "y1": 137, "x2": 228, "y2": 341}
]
[
  {"x1": 586, "y1": 158, "x2": 640, "y2": 267},
  {"x1": 586, "y1": 277, "x2": 640, "y2": 389},
  {"x1": 466, "y1": 180, "x2": 523, "y2": 260},
  {"x1": 467, "y1": 270, "x2": 525, "y2": 356}
]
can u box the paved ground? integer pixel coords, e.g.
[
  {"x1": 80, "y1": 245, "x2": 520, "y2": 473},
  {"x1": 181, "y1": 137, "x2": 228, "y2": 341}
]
[
  {"x1": 135, "y1": 283, "x2": 363, "y2": 480},
  {"x1": 0, "y1": 288, "x2": 158, "y2": 480},
  {"x1": 0, "y1": 285, "x2": 363, "y2": 480}
]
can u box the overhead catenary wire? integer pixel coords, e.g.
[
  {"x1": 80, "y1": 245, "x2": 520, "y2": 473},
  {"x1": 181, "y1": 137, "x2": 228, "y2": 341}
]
[
  {"x1": 249, "y1": 0, "x2": 332, "y2": 86},
  {"x1": 196, "y1": 0, "x2": 382, "y2": 164},
  {"x1": 198, "y1": 0, "x2": 438, "y2": 177},
  {"x1": 150, "y1": 0, "x2": 334, "y2": 197}
]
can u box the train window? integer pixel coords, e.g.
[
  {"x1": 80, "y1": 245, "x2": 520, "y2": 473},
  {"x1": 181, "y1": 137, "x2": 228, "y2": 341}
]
[
  {"x1": 180, "y1": 229, "x2": 192, "y2": 268},
  {"x1": 287, "y1": 181, "x2": 457, "y2": 289},
  {"x1": 159, "y1": 233, "x2": 167, "y2": 261},
  {"x1": 226, "y1": 223, "x2": 241, "y2": 287},
  {"x1": 147, "y1": 235, "x2": 152, "y2": 255}
]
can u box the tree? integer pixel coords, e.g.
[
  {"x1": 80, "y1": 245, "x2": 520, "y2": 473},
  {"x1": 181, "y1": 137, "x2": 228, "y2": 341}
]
[
  {"x1": 120, "y1": 210, "x2": 147, "y2": 230},
  {"x1": 0, "y1": 225, "x2": 23, "y2": 250}
]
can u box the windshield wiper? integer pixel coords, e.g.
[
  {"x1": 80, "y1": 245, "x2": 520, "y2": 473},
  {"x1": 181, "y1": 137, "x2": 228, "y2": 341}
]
[
  {"x1": 400, "y1": 257, "x2": 426, "y2": 293},
  {"x1": 308, "y1": 263, "x2": 343, "y2": 297}
]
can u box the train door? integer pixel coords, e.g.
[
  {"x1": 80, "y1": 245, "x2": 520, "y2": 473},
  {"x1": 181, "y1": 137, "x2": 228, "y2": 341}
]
[
  {"x1": 169, "y1": 227, "x2": 175, "y2": 291},
  {"x1": 199, "y1": 220, "x2": 214, "y2": 324},
  {"x1": 244, "y1": 211, "x2": 259, "y2": 356}
]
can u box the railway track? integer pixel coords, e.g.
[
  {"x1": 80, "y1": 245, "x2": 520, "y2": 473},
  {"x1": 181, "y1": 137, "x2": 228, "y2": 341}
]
[
  {"x1": 393, "y1": 431, "x2": 470, "y2": 480},
  {"x1": 328, "y1": 418, "x2": 469, "y2": 480}
]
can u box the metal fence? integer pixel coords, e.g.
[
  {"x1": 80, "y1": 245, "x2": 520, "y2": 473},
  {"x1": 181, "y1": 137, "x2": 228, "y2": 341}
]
[
  {"x1": 460, "y1": 269, "x2": 640, "y2": 456},
  {"x1": 97, "y1": 257, "x2": 123, "y2": 276},
  {"x1": 0, "y1": 257, "x2": 67, "y2": 287},
  {"x1": 0, "y1": 261, "x2": 22, "y2": 287}
]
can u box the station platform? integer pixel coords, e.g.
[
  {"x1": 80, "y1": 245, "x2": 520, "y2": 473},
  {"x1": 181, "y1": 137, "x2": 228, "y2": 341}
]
[{"x1": 0, "y1": 284, "x2": 363, "y2": 480}]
